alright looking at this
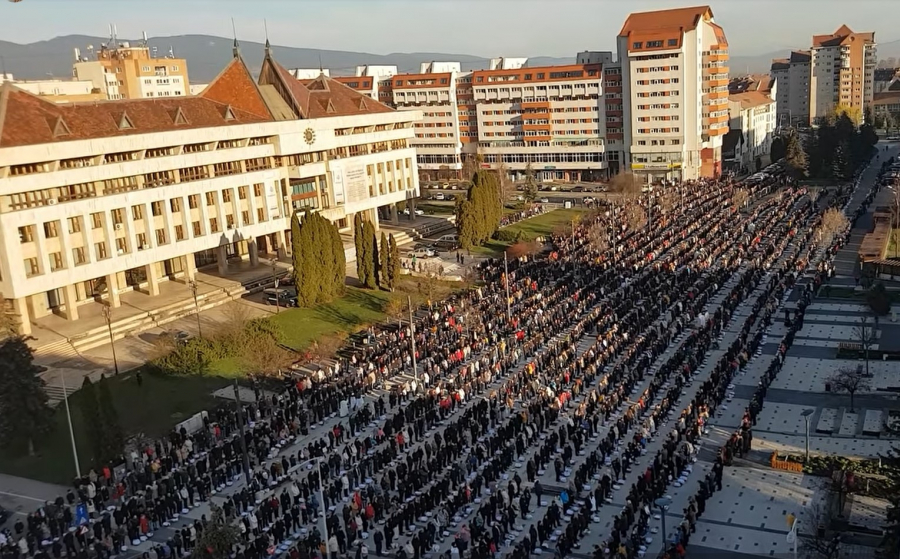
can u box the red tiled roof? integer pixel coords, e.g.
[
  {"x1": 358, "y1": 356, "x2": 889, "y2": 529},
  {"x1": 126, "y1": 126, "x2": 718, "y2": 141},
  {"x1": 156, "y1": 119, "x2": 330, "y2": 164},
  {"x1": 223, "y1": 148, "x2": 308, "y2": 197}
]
[
  {"x1": 0, "y1": 81, "x2": 270, "y2": 149},
  {"x1": 813, "y1": 25, "x2": 874, "y2": 48},
  {"x1": 265, "y1": 57, "x2": 312, "y2": 118},
  {"x1": 619, "y1": 5, "x2": 713, "y2": 36},
  {"x1": 296, "y1": 75, "x2": 394, "y2": 118},
  {"x1": 729, "y1": 91, "x2": 775, "y2": 110},
  {"x1": 199, "y1": 57, "x2": 272, "y2": 120}
]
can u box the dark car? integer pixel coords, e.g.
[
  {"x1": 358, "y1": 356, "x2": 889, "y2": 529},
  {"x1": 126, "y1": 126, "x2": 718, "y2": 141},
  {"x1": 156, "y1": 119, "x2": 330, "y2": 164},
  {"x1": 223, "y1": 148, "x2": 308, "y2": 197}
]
[{"x1": 264, "y1": 288, "x2": 297, "y2": 307}]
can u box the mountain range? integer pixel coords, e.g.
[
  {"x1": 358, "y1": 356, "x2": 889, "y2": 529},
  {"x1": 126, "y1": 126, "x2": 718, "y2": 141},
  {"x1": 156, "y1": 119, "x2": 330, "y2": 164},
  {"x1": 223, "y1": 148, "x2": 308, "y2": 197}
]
[{"x1": 3, "y1": 34, "x2": 900, "y2": 83}]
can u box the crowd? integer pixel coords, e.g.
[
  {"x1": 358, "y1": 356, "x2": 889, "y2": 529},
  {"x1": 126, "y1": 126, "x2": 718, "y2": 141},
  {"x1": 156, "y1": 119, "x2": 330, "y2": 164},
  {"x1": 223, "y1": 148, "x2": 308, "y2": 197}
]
[{"x1": 0, "y1": 158, "x2": 865, "y2": 559}]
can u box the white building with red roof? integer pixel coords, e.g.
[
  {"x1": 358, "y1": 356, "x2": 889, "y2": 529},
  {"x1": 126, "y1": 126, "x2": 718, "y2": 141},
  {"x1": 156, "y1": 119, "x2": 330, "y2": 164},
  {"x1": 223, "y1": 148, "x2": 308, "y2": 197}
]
[{"x1": 0, "y1": 42, "x2": 421, "y2": 335}]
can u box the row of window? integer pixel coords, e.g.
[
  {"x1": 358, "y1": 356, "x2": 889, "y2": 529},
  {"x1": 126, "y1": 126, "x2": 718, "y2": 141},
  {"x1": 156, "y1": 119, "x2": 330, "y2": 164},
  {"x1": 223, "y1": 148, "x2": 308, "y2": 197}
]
[
  {"x1": 636, "y1": 103, "x2": 680, "y2": 110},
  {"x1": 481, "y1": 153, "x2": 608, "y2": 164},
  {"x1": 637, "y1": 115, "x2": 680, "y2": 122},
  {"x1": 636, "y1": 66, "x2": 680, "y2": 73},
  {"x1": 8, "y1": 137, "x2": 274, "y2": 177},
  {"x1": 636, "y1": 128, "x2": 681, "y2": 134},
  {"x1": 636, "y1": 91, "x2": 681, "y2": 98},
  {"x1": 636, "y1": 139, "x2": 681, "y2": 146}
]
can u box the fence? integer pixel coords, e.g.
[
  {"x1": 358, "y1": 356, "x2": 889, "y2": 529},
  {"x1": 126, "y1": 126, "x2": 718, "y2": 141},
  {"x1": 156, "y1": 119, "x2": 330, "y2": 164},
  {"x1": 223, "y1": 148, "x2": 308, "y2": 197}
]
[{"x1": 771, "y1": 452, "x2": 805, "y2": 473}]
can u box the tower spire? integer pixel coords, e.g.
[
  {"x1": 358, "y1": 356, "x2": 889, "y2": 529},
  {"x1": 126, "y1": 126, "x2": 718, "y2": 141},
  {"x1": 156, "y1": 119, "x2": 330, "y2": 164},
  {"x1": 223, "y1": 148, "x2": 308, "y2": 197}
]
[
  {"x1": 318, "y1": 52, "x2": 324, "y2": 75},
  {"x1": 231, "y1": 18, "x2": 240, "y2": 59},
  {"x1": 264, "y1": 19, "x2": 271, "y2": 55}
]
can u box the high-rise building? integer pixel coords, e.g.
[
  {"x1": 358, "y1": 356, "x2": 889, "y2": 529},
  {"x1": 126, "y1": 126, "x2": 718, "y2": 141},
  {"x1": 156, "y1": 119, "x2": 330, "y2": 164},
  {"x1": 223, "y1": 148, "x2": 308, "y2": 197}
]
[
  {"x1": 617, "y1": 5, "x2": 730, "y2": 183},
  {"x1": 74, "y1": 40, "x2": 189, "y2": 100},
  {"x1": 809, "y1": 25, "x2": 876, "y2": 123},
  {"x1": 770, "y1": 51, "x2": 811, "y2": 126},
  {"x1": 0, "y1": 44, "x2": 420, "y2": 336}
]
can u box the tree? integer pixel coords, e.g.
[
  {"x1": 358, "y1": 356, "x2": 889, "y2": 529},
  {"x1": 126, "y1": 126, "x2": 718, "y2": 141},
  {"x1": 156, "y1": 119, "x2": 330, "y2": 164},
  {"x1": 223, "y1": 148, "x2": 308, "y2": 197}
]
[
  {"x1": 308, "y1": 332, "x2": 346, "y2": 364},
  {"x1": 0, "y1": 336, "x2": 54, "y2": 456},
  {"x1": 387, "y1": 234, "x2": 400, "y2": 291},
  {"x1": 881, "y1": 446, "x2": 900, "y2": 556},
  {"x1": 732, "y1": 188, "x2": 750, "y2": 212},
  {"x1": 523, "y1": 163, "x2": 539, "y2": 204},
  {"x1": 827, "y1": 366, "x2": 871, "y2": 413},
  {"x1": 609, "y1": 171, "x2": 641, "y2": 201},
  {"x1": 506, "y1": 240, "x2": 541, "y2": 260},
  {"x1": 192, "y1": 505, "x2": 241, "y2": 559},
  {"x1": 97, "y1": 374, "x2": 125, "y2": 462},
  {"x1": 456, "y1": 198, "x2": 478, "y2": 250},
  {"x1": 892, "y1": 111, "x2": 900, "y2": 132},
  {"x1": 379, "y1": 232, "x2": 390, "y2": 289},
  {"x1": 770, "y1": 136, "x2": 786, "y2": 162},
  {"x1": 354, "y1": 213, "x2": 375, "y2": 289},
  {"x1": 293, "y1": 211, "x2": 345, "y2": 307},
  {"x1": 240, "y1": 333, "x2": 291, "y2": 377},
  {"x1": 0, "y1": 295, "x2": 19, "y2": 341},
  {"x1": 800, "y1": 501, "x2": 842, "y2": 559},
  {"x1": 624, "y1": 203, "x2": 647, "y2": 231},
  {"x1": 79, "y1": 377, "x2": 104, "y2": 466},
  {"x1": 785, "y1": 130, "x2": 808, "y2": 179},
  {"x1": 832, "y1": 103, "x2": 862, "y2": 127},
  {"x1": 496, "y1": 161, "x2": 515, "y2": 203},
  {"x1": 853, "y1": 316, "x2": 877, "y2": 378},
  {"x1": 385, "y1": 297, "x2": 405, "y2": 329},
  {"x1": 457, "y1": 170, "x2": 502, "y2": 248},
  {"x1": 866, "y1": 283, "x2": 892, "y2": 317},
  {"x1": 818, "y1": 208, "x2": 849, "y2": 247},
  {"x1": 218, "y1": 301, "x2": 252, "y2": 346}
]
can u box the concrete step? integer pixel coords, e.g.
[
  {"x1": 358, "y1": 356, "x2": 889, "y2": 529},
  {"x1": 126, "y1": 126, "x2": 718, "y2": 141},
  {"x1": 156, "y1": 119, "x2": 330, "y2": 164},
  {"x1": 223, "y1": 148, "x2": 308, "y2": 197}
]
[{"x1": 44, "y1": 382, "x2": 78, "y2": 407}]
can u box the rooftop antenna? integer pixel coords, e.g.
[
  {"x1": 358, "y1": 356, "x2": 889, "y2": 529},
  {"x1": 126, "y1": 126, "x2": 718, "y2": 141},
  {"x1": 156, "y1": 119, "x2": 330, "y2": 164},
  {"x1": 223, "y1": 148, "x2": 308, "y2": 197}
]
[
  {"x1": 168, "y1": 45, "x2": 174, "y2": 58},
  {"x1": 231, "y1": 18, "x2": 240, "y2": 59},
  {"x1": 264, "y1": 19, "x2": 271, "y2": 55},
  {"x1": 319, "y1": 52, "x2": 324, "y2": 75},
  {"x1": 107, "y1": 23, "x2": 113, "y2": 48},
  {"x1": 113, "y1": 24, "x2": 118, "y2": 48},
  {"x1": 142, "y1": 31, "x2": 148, "y2": 48}
]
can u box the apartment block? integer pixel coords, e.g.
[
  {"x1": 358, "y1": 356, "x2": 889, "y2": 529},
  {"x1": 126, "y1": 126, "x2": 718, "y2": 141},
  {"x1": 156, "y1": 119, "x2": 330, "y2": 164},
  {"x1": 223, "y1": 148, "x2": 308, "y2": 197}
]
[
  {"x1": 809, "y1": 25, "x2": 876, "y2": 123},
  {"x1": 770, "y1": 51, "x2": 811, "y2": 126},
  {"x1": 74, "y1": 41, "x2": 189, "y2": 100},
  {"x1": 0, "y1": 45, "x2": 420, "y2": 335},
  {"x1": 618, "y1": 5, "x2": 729, "y2": 183}
]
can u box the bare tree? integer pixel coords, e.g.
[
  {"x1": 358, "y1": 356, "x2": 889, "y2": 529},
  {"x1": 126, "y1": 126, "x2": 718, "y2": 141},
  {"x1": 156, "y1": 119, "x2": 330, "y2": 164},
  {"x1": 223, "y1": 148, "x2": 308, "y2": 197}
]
[
  {"x1": 384, "y1": 297, "x2": 405, "y2": 330},
  {"x1": 240, "y1": 335, "x2": 292, "y2": 377},
  {"x1": 827, "y1": 366, "x2": 872, "y2": 413},
  {"x1": 218, "y1": 301, "x2": 253, "y2": 345},
  {"x1": 585, "y1": 221, "x2": 610, "y2": 255},
  {"x1": 800, "y1": 500, "x2": 842, "y2": 559},
  {"x1": 624, "y1": 203, "x2": 648, "y2": 231},
  {"x1": 461, "y1": 154, "x2": 477, "y2": 183},
  {"x1": 818, "y1": 208, "x2": 850, "y2": 248},
  {"x1": 609, "y1": 172, "x2": 641, "y2": 202},
  {"x1": 657, "y1": 189, "x2": 677, "y2": 215},
  {"x1": 496, "y1": 161, "x2": 516, "y2": 204},
  {"x1": 852, "y1": 316, "x2": 877, "y2": 378},
  {"x1": 506, "y1": 240, "x2": 541, "y2": 260},
  {"x1": 308, "y1": 331, "x2": 347, "y2": 364},
  {"x1": 0, "y1": 294, "x2": 19, "y2": 341},
  {"x1": 732, "y1": 188, "x2": 750, "y2": 212}
]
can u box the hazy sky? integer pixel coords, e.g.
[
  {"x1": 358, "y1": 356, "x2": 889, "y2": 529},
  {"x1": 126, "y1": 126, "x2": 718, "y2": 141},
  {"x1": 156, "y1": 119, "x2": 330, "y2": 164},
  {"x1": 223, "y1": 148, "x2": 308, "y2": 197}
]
[{"x1": 1, "y1": 0, "x2": 898, "y2": 57}]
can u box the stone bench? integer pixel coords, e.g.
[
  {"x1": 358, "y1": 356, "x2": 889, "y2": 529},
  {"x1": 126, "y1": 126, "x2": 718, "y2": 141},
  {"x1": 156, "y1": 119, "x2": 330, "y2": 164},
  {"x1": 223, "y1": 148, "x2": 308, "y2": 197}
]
[
  {"x1": 816, "y1": 408, "x2": 838, "y2": 434},
  {"x1": 863, "y1": 410, "x2": 883, "y2": 437}
]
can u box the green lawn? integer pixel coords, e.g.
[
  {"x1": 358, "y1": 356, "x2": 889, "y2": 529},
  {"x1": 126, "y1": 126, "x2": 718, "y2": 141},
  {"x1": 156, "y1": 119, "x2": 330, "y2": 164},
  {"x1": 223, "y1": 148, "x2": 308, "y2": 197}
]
[
  {"x1": 0, "y1": 369, "x2": 228, "y2": 484},
  {"x1": 271, "y1": 287, "x2": 392, "y2": 351},
  {"x1": 473, "y1": 208, "x2": 586, "y2": 255}
]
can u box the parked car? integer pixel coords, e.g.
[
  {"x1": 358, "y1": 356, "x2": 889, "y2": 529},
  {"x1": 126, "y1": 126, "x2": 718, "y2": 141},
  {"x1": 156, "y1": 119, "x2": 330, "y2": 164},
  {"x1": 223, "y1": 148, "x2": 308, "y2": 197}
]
[
  {"x1": 264, "y1": 288, "x2": 297, "y2": 307},
  {"x1": 434, "y1": 234, "x2": 460, "y2": 250},
  {"x1": 403, "y1": 208, "x2": 425, "y2": 216},
  {"x1": 434, "y1": 192, "x2": 446, "y2": 201},
  {"x1": 407, "y1": 248, "x2": 436, "y2": 259},
  {"x1": 539, "y1": 197, "x2": 550, "y2": 203},
  {"x1": 571, "y1": 186, "x2": 585, "y2": 192}
]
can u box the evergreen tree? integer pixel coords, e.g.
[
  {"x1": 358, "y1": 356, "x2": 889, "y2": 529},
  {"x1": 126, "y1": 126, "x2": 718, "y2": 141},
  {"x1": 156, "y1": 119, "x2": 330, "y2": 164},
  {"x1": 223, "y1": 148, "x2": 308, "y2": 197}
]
[
  {"x1": 456, "y1": 198, "x2": 478, "y2": 249},
  {"x1": 379, "y1": 232, "x2": 390, "y2": 288},
  {"x1": 293, "y1": 212, "x2": 316, "y2": 306},
  {"x1": 770, "y1": 136, "x2": 786, "y2": 162},
  {"x1": 353, "y1": 213, "x2": 369, "y2": 287},
  {"x1": 833, "y1": 140, "x2": 852, "y2": 180},
  {"x1": 331, "y1": 217, "x2": 346, "y2": 299},
  {"x1": 294, "y1": 211, "x2": 345, "y2": 306},
  {"x1": 97, "y1": 374, "x2": 124, "y2": 462},
  {"x1": 192, "y1": 505, "x2": 241, "y2": 559},
  {"x1": 0, "y1": 336, "x2": 54, "y2": 456},
  {"x1": 388, "y1": 234, "x2": 400, "y2": 292},
  {"x1": 784, "y1": 130, "x2": 808, "y2": 179},
  {"x1": 79, "y1": 377, "x2": 104, "y2": 466},
  {"x1": 359, "y1": 220, "x2": 377, "y2": 289}
]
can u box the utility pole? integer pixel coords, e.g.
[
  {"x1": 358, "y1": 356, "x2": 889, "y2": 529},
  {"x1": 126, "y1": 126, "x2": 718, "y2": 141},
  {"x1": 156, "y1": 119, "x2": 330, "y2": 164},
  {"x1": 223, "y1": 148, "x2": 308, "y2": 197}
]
[
  {"x1": 232, "y1": 379, "x2": 252, "y2": 485},
  {"x1": 60, "y1": 372, "x2": 81, "y2": 478},
  {"x1": 503, "y1": 252, "x2": 512, "y2": 322},
  {"x1": 407, "y1": 295, "x2": 418, "y2": 385}
]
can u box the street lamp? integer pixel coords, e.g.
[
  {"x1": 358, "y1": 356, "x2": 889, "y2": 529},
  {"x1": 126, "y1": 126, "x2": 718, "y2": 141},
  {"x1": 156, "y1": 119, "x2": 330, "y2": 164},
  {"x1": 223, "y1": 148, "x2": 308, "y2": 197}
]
[
  {"x1": 801, "y1": 408, "x2": 815, "y2": 462},
  {"x1": 188, "y1": 279, "x2": 202, "y2": 339},
  {"x1": 101, "y1": 303, "x2": 119, "y2": 376},
  {"x1": 654, "y1": 496, "x2": 673, "y2": 554},
  {"x1": 60, "y1": 371, "x2": 80, "y2": 478},
  {"x1": 272, "y1": 259, "x2": 280, "y2": 314},
  {"x1": 407, "y1": 295, "x2": 418, "y2": 386}
]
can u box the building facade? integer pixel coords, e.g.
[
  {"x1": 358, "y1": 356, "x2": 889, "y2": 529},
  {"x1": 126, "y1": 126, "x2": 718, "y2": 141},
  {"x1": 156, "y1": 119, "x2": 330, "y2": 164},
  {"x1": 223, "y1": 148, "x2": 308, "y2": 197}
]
[
  {"x1": 809, "y1": 25, "x2": 876, "y2": 123},
  {"x1": 725, "y1": 91, "x2": 777, "y2": 171},
  {"x1": 0, "y1": 75, "x2": 105, "y2": 103},
  {"x1": 770, "y1": 51, "x2": 811, "y2": 127},
  {"x1": 74, "y1": 42, "x2": 189, "y2": 100},
  {"x1": 0, "y1": 46, "x2": 420, "y2": 335},
  {"x1": 618, "y1": 5, "x2": 730, "y2": 183}
]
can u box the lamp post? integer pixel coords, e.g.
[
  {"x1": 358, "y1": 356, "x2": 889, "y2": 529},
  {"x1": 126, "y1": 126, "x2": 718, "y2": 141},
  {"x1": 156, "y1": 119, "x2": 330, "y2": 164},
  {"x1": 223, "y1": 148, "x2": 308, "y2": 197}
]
[
  {"x1": 503, "y1": 252, "x2": 511, "y2": 323},
  {"x1": 60, "y1": 371, "x2": 81, "y2": 478},
  {"x1": 407, "y1": 295, "x2": 418, "y2": 386},
  {"x1": 655, "y1": 496, "x2": 673, "y2": 554},
  {"x1": 801, "y1": 408, "x2": 815, "y2": 463},
  {"x1": 101, "y1": 303, "x2": 119, "y2": 376},
  {"x1": 272, "y1": 260, "x2": 280, "y2": 314},
  {"x1": 188, "y1": 279, "x2": 202, "y2": 339},
  {"x1": 232, "y1": 379, "x2": 252, "y2": 486}
]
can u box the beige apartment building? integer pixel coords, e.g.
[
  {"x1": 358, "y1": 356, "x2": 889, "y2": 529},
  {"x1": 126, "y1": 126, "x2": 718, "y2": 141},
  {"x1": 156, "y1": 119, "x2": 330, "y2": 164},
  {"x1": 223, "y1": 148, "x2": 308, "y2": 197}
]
[
  {"x1": 74, "y1": 41, "x2": 189, "y2": 100},
  {"x1": 770, "y1": 51, "x2": 811, "y2": 127},
  {"x1": 809, "y1": 25, "x2": 877, "y2": 123}
]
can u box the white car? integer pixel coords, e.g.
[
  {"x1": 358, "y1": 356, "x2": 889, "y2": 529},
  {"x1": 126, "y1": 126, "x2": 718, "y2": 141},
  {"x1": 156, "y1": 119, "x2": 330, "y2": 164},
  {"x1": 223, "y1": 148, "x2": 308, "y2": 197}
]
[
  {"x1": 539, "y1": 197, "x2": 550, "y2": 203},
  {"x1": 434, "y1": 193, "x2": 446, "y2": 201},
  {"x1": 403, "y1": 208, "x2": 425, "y2": 216},
  {"x1": 407, "y1": 248, "x2": 436, "y2": 259}
]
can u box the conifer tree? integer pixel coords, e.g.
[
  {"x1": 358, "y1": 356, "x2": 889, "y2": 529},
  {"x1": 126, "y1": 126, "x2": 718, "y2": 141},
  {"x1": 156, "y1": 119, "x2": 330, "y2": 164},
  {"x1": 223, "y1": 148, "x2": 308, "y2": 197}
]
[
  {"x1": 379, "y1": 232, "x2": 390, "y2": 288},
  {"x1": 97, "y1": 374, "x2": 124, "y2": 462},
  {"x1": 79, "y1": 377, "x2": 104, "y2": 465},
  {"x1": 387, "y1": 234, "x2": 400, "y2": 291},
  {"x1": 0, "y1": 336, "x2": 54, "y2": 456}
]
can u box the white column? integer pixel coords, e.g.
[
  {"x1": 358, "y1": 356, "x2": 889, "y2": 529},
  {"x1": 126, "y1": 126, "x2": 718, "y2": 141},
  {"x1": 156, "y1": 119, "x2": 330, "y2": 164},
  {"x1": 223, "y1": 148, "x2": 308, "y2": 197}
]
[
  {"x1": 184, "y1": 254, "x2": 197, "y2": 281},
  {"x1": 181, "y1": 196, "x2": 194, "y2": 240},
  {"x1": 275, "y1": 230, "x2": 287, "y2": 258},
  {"x1": 249, "y1": 238, "x2": 259, "y2": 266},
  {"x1": 163, "y1": 199, "x2": 176, "y2": 245},
  {"x1": 62, "y1": 283, "x2": 79, "y2": 321},
  {"x1": 216, "y1": 245, "x2": 228, "y2": 274},
  {"x1": 123, "y1": 205, "x2": 136, "y2": 253},
  {"x1": 107, "y1": 272, "x2": 121, "y2": 308},
  {"x1": 34, "y1": 222, "x2": 50, "y2": 275},
  {"x1": 247, "y1": 187, "x2": 259, "y2": 225},
  {"x1": 231, "y1": 187, "x2": 242, "y2": 227},
  {"x1": 145, "y1": 262, "x2": 160, "y2": 296},
  {"x1": 144, "y1": 202, "x2": 157, "y2": 248},
  {"x1": 214, "y1": 190, "x2": 228, "y2": 233},
  {"x1": 59, "y1": 220, "x2": 74, "y2": 270},
  {"x1": 12, "y1": 297, "x2": 31, "y2": 336},
  {"x1": 102, "y1": 210, "x2": 117, "y2": 258}
]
